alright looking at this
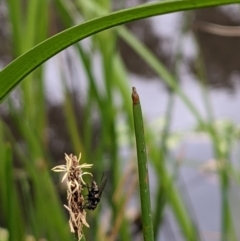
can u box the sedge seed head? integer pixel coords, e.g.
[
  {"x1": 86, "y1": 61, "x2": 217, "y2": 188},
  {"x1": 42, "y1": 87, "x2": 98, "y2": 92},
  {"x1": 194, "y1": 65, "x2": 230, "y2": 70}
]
[{"x1": 52, "y1": 153, "x2": 93, "y2": 240}]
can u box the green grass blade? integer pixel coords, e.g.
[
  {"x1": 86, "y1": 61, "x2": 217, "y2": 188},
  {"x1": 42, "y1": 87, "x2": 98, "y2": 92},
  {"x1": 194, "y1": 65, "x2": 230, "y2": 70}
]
[
  {"x1": 6, "y1": 0, "x2": 22, "y2": 56},
  {"x1": 63, "y1": 90, "x2": 85, "y2": 154},
  {"x1": 4, "y1": 144, "x2": 25, "y2": 241},
  {"x1": 1, "y1": 0, "x2": 240, "y2": 101},
  {"x1": 132, "y1": 87, "x2": 154, "y2": 241}
]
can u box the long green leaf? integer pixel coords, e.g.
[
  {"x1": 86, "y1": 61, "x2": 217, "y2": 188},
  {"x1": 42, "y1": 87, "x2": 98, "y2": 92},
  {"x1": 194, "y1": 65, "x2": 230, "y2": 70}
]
[{"x1": 0, "y1": 0, "x2": 239, "y2": 101}]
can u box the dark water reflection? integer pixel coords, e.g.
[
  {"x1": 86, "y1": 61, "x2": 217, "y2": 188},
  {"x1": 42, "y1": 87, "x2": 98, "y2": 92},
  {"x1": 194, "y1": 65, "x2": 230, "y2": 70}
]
[{"x1": 119, "y1": 4, "x2": 240, "y2": 90}]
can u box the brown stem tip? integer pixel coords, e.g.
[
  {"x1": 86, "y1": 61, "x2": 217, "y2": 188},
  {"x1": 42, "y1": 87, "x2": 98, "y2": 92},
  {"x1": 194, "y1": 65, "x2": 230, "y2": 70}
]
[{"x1": 132, "y1": 87, "x2": 139, "y2": 104}]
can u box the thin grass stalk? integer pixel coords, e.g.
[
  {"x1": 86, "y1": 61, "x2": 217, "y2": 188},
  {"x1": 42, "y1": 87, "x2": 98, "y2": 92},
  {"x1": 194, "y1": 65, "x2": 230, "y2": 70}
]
[
  {"x1": 206, "y1": 122, "x2": 236, "y2": 240},
  {"x1": 219, "y1": 152, "x2": 236, "y2": 240},
  {"x1": 63, "y1": 89, "x2": 85, "y2": 154},
  {"x1": 99, "y1": 31, "x2": 121, "y2": 228},
  {"x1": 113, "y1": 55, "x2": 133, "y2": 121},
  {"x1": 132, "y1": 87, "x2": 154, "y2": 241},
  {"x1": 194, "y1": 32, "x2": 236, "y2": 240},
  {"x1": 153, "y1": 181, "x2": 167, "y2": 238},
  {"x1": 194, "y1": 28, "x2": 237, "y2": 240},
  {"x1": 20, "y1": 1, "x2": 43, "y2": 121},
  {"x1": 85, "y1": 1, "x2": 123, "y2": 229},
  {"x1": 155, "y1": 15, "x2": 200, "y2": 239},
  {"x1": 152, "y1": 92, "x2": 174, "y2": 238},
  {"x1": 4, "y1": 144, "x2": 25, "y2": 241},
  {"x1": 149, "y1": 142, "x2": 201, "y2": 240},
  {"x1": 0, "y1": 121, "x2": 7, "y2": 211},
  {"x1": 109, "y1": 171, "x2": 137, "y2": 241},
  {"x1": 32, "y1": 0, "x2": 49, "y2": 143},
  {"x1": 221, "y1": 172, "x2": 232, "y2": 240},
  {"x1": 24, "y1": 0, "x2": 40, "y2": 51},
  {"x1": 6, "y1": 0, "x2": 22, "y2": 56},
  {"x1": 83, "y1": 92, "x2": 94, "y2": 157},
  {"x1": 19, "y1": 174, "x2": 40, "y2": 239}
]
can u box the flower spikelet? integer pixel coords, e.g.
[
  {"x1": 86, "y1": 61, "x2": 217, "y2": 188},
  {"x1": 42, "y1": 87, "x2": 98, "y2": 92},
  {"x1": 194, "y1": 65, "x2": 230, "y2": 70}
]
[{"x1": 52, "y1": 153, "x2": 93, "y2": 240}]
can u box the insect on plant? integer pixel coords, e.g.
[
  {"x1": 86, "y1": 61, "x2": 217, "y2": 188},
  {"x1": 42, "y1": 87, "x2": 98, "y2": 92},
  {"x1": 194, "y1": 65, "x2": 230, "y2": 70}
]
[{"x1": 83, "y1": 174, "x2": 107, "y2": 210}]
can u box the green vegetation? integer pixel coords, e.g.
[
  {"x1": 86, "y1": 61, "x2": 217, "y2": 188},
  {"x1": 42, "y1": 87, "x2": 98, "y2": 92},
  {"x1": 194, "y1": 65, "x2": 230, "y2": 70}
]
[{"x1": 0, "y1": 0, "x2": 240, "y2": 240}]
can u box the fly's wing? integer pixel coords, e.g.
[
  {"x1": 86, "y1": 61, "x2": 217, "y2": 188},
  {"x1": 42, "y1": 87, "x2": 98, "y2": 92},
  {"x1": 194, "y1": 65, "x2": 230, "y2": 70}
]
[{"x1": 98, "y1": 174, "x2": 107, "y2": 197}]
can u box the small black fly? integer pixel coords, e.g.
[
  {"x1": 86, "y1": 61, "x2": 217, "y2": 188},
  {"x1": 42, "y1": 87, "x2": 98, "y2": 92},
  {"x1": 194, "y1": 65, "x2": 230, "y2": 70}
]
[{"x1": 83, "y1": 174, "x2": 107, "y2": 210}]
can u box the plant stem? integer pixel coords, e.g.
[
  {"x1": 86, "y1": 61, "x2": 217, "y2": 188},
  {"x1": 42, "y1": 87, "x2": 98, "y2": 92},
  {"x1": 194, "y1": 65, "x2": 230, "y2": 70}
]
[{"x1": 132, "y1": 87, "x2": 154, "y2": 241}]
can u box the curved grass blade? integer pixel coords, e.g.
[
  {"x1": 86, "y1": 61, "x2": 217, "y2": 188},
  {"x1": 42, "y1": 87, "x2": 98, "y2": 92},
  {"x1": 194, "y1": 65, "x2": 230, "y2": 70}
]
[{"x1": 0, "y1": 0, "x2": 239, "y2": 101}]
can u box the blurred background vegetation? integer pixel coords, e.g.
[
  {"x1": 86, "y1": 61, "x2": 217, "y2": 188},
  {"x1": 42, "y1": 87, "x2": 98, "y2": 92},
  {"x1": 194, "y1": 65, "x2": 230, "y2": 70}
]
[{"x1": 0, "y1": 0, "x2": 240, "y2": 241}]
